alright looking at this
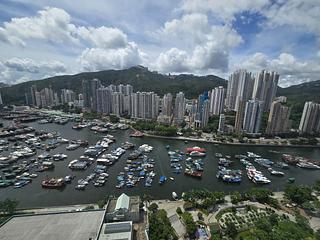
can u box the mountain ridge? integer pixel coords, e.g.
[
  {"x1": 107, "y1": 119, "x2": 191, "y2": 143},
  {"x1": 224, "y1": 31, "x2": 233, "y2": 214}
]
[
  {"x1": 0, "y1": 66, "x2": 319, "y2": 108},
  {"x1": 0, "y1": 66, "x2": 227, "y2": 104}
]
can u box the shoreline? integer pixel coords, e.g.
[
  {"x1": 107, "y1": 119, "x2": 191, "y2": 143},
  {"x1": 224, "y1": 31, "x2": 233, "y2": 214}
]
[
  {"x1": 14, "y1": 191, "x2": 285, "y2": 211},
  {"x1": 139, "y1": 131, "x2": 320, "y2": 148}
]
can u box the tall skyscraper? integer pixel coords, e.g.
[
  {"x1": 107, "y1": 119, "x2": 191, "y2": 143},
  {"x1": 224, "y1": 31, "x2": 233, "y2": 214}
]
[
  {"x1": 61, "y1": 89, "x2": 76, "y2": 105},
  {"x1": 91, "y1": 79, "x2": 101, "y2": 111},
  {"x1": 111, "y1": 92, "x2": 124, "y2": 116},
  {"x1": 173, "y1": 92, "x2": 186, "y2": 124},
  {"x1": 125, "y1": 84, "x2": 133, "y2": 95},
  {"x1": 82, "y1": 80, "x2": 91, "y2": 108},
  {"x1": 298, "y1": 102, "x2": 320, "y2": 134},
  {"x1": 225, "y1": 70, "x2": 254, "y2": 111},
  {"x1": 209, "y1": 86, "x2": 225, "y2": 115},
  {"x1": 82, "y1": 79, "x2": 101, "y2": 110},
  {"x1": 96, "y1": 87, "x2": 112, "y2": 114},
  {"x1": 0, "y1": 91, "x2": 3, "y2": 105},
  {"x1": 162, "y1": 93, "x2": 173, "y2": 117},
  {"x1": 30, "y1": 85, "x2": 37, "y2": 106},
  {"x1": 266, "y1": 101, "x2": 291, "y2": 135},
  {"x1": 234, "y1": 100, "x2": 246, "y2": 134},
  {"x1": 201, "y1": 100, "x2": 210, "y2": 128},
  {"x1": 130, "y1": 92, "x2": 159, "y2": 120},
  {"x1": 218, "y1": 114, "x2": 226, "y2": 133},
  {"x1": 252, "y1": 70, "x2": 279, "y2": 111},
  {"x1": 243, "y1": 100, "x2": 264, "y2": 134}
]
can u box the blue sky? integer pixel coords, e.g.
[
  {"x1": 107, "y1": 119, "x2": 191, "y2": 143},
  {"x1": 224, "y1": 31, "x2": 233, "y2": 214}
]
[{"x1": 0, "y1": 0, "x2": 319, "y2": 87}]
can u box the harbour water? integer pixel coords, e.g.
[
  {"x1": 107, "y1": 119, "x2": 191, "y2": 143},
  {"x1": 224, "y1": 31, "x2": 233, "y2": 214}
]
[{"x1": 1, "y1": 119, "x2": 320, "y2": 208}]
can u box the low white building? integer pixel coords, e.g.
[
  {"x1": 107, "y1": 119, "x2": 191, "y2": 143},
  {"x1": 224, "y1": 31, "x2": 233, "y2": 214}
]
[{"x1": 105, "y1": 193, "x2": 140, "y2": 223}]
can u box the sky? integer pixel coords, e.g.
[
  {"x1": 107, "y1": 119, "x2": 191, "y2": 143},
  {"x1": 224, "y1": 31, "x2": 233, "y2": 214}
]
[{"x1": 0, "y1": 0, "x2": 319, "y2": 87}]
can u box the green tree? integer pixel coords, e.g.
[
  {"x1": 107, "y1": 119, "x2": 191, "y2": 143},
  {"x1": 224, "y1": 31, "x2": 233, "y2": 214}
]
[
  {"x1": 148, "y1": 203, "x2": 159, "y2": 213},
  {"x1": 225, "y1": 222, "x2": 237, "y2": 238},
  {"x1": 182, "y1": 212, "x2": 197, "y2": 237},
  {"x1": 0, "y1": 199, "x2": 19, "y2": 215},
  {"x1": 284, "y1": 185, "x2": 313, "y2": 205},
  {"x1": 176, "y1": 207, "x2": 183, "y2": 215}
]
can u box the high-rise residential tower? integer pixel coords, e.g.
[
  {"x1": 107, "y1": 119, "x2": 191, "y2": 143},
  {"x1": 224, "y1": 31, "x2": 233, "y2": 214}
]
[
  {"x1": 173, "y1": 92, "x2": 186, "y2": 124},
  {"x1": 225, "y1": 70, "x2": 254, "y2": 111},
  {"x1": 252, "y1": 70, "x2": 279, "y2": 111},
  {"x1": 96, "y1": 87, "x2": 112, "y2": 114},
  {"x1": 298, "y1": 102, "x2": 320, "y2": 135},
  {"x1": 266, "y1": 101, "x2": 291, "y2": 135},
  {"x1": 243, "y1": 100, "x2": 264, "y2": 134},
  {"x1": 209, "y1": 86, "x2": 225, "y2": 115}
]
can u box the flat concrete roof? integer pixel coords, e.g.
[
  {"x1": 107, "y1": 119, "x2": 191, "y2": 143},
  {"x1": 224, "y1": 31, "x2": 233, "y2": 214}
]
[
  {"x1": 98, "y1": 222, "x2": 132, "y2": 240},
  {"x1": 0, "y1": 210, "x2": 105, "y2": 240}
]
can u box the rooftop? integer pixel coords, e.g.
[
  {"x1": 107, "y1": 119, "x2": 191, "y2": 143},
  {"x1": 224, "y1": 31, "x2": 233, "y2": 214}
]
[
  {"x1": 106, "y1": 195, "x2": 140, "y2": 214},
  {"x1": 98, "y1": 221, "x2": 132, "y2": 240},
  {"x1": 0, "y1": 210, "x2": 105, "y2": 240},
  {"x1": 115, "y1": 193, "x2": 130, "y2": 211}
]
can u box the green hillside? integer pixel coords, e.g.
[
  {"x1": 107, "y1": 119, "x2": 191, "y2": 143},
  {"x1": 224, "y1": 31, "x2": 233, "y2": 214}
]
[
  {"x1": 1, "y1": 66, "x2": 319, "y2": 126},
  {"x1": 0, "y1": 66, "x2": 226, "y2": 104}
]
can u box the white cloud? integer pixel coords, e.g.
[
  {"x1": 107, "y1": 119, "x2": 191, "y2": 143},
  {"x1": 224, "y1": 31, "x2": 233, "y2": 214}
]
[
  {"x1": 0, "y1": 6, "x2": 145, "y2": 80},
  {"x1": 0, "y1": 7, "x2": 79, "y2": 46},
  {"x1": 156, "y1": 13, "x2": 242, "y2": 48},
  {"x1": 76, "y1": 26, "x2": 128, "y2": 49},
  {"x1": 155, "y1": 48, "x2": 190, "y2": 72},
  {"x1": 238, "y1": 52, "x2": 320, "y2": 87},
  {"x1": 265, "y1": 0, "x2": 320, "y2": 37},
  {"x1": 3, "y1": 57, "x2": 66, "y2": 73},
  {"x1": 77, "y1": 42, "x2": 143, "y2": 71},
  {"x1": 179, "y1": 0, "x2": 269, "y2": 22},
  {"x1": 153, "y1": 13, "x2": 242, "y2": 73},
  {"x1": 0, "y1": 57, "x2": 67, "y2": 84}
]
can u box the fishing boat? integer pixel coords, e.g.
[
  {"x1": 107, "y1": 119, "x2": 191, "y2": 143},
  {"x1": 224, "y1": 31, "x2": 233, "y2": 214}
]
[
  {"x1": 66, "y1": 143, "x2": 80, "y2": 150},
  {"x1": 172, "y1": 192, "x2": 178, "y2": 200},
  {"x1": 189, "y1": 151, "x2": 206, "y2": 157},
  {"x1": 159, "y1": 176, "x2": 167, "y2": 184},
  {"x1": 75, "y1": 184, "x2": 86, "y2": 190},
  {"x1": 14, "y1": 180, "x2": 30, "y2": 188},
  {"x1": 267, "y1": 168, "x2": 285, "y2": 176},
  {"x1": 184, "y1": 169, "x2": 202, "y2": 178},
  {"x1": 282, "y1": 154, "x2": 299, "y2": 165},
  {"x1": 63, "y1": 175, "x2": 74, "y2": 183},
  {"x1": 186, "y1": 146, "x2": 206, "y2": 154},
  {"x1": 130, "y1": 131, "x2": 144, "y2": 137},
  {"x1": 222, "y1": 175, "x2": 241, "y2": 183},
  {"x1": 41, "y1": 178, "x2": 65, "y2": 189},
  {"x1": 247, "y1": 152, "x2": 261, "y2": 158},
  {"x1": 297, "y1": 161, "x2": 320, "y2": 169},
  {"x1": 246, "y1": 166, "x2": 270, "y2": 184}
]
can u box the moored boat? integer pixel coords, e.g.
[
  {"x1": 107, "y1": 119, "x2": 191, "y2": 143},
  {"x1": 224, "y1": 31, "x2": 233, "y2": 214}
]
[{"x1": 41, "y1": 178, "x2": 65, "y2": 188}]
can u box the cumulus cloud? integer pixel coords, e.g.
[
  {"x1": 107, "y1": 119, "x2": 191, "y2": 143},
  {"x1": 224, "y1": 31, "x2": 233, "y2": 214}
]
[
  {"x1": 238, "y1": 52, "x2": 320, "y2": 87},
  {"x1": 77, "y1": 42, "x2": 143, "y2": 71},
  {"x1": 0, "y1": 7, "x2": 78, "y2": 46},
  {"x1": 153, "y1": 13, "x2": 242, "y2": 73},
  {"x1": 76, "y1": 26, "x2": 128, "y2": 49},
  {"x1": 0, "y1": 57, "x2": 67, "y2": 84},
  {"x1": 0, "y1": 6, "x2": 144, "y2": 81},
  {"x1": 3, "y1": 58, "x2": 66, "y2": 73},
  {"x1": 265, "y1": 0, "x2": 320, "y2": 38},
  {"x1": 179, "y1": 0, "x2": 269, "y2": 22}
]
